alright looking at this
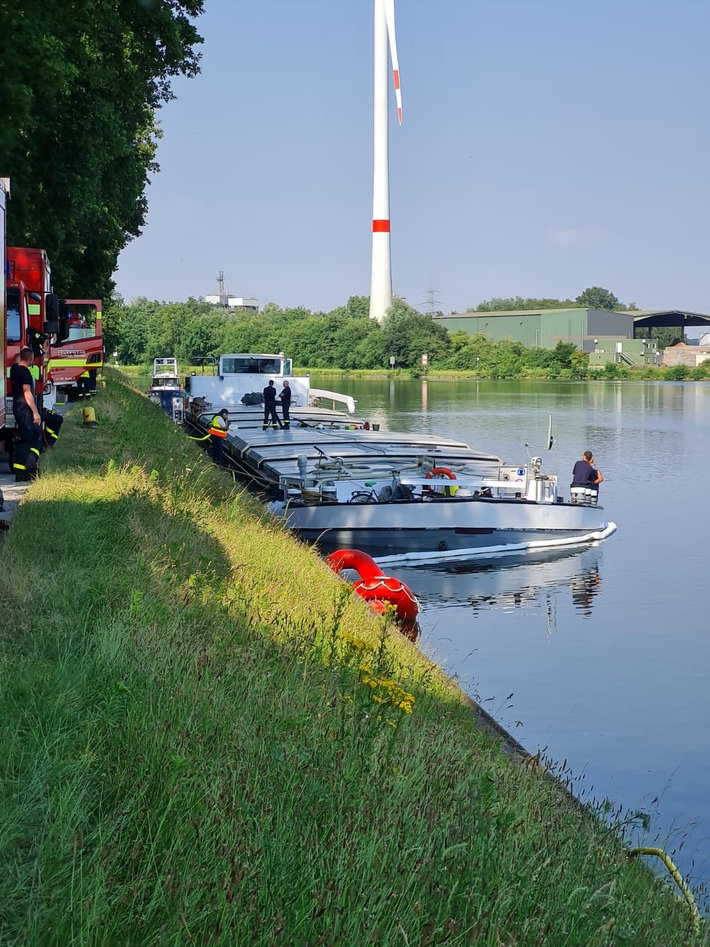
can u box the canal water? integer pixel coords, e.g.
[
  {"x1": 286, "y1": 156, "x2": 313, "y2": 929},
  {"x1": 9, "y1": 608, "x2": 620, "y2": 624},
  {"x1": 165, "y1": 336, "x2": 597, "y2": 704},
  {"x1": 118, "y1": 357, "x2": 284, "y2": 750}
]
[{"x1": 312, "y1": 377, "x2": 710, "y2": 898}]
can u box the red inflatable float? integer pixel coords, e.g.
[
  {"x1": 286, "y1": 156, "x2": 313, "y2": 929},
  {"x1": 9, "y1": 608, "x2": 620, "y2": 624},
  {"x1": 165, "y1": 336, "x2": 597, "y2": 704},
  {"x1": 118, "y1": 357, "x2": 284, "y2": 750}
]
[{"x1": 326, "y1": 548, "x2": 419, "y2": 622}]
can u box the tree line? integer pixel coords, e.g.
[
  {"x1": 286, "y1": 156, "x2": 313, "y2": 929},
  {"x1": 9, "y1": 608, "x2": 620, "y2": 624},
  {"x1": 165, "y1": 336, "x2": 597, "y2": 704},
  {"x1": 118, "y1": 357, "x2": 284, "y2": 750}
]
[
  {"x1": 105, "y1": 292, "x2": 704, "y2": 381},
  {"x1": 0, "y1": 0, "x2": 204, "y2": 300}
]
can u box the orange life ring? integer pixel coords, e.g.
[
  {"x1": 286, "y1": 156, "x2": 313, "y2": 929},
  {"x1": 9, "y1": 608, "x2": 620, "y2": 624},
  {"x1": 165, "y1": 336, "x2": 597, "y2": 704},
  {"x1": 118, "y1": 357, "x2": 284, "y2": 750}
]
[
  {"x1": 326, "y1": 549, "x2": 419, "y2": 622},
  {"x1": 425, "y1": 467, "x2": 457, "y2": 481},
  {"x1": 425, "y1": 466, "x2": 458, "y2": 497}
]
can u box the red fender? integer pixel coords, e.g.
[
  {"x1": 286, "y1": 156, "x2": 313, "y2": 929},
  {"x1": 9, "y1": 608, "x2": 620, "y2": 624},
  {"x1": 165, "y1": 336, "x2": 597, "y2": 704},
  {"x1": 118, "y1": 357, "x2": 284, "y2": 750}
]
[
  {"x1": 326, "y1": 548, "x2": 385, "y2": 582},
  {"x1": 353, "y1": 577, "x2": 419, "y2": 622},
  {"x1": 326, "y1": 549, "x2": 420, "y2": 621}
]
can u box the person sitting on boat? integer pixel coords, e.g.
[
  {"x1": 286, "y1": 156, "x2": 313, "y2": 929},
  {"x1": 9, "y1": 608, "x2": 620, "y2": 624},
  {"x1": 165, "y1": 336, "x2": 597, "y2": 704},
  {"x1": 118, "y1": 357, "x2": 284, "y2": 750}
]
[
  {"x1": 571, "y1": 450, "x2": 603, "y2": 494},
  {"x1": 277, "y1": 380, "x2": 292, "y2": 429},
  {"x1": 263, "y1": 380, "x2": 283, "y2": 430},
  {"x1": 209, "y1": 409, "x2": 230, "y2": 464}
]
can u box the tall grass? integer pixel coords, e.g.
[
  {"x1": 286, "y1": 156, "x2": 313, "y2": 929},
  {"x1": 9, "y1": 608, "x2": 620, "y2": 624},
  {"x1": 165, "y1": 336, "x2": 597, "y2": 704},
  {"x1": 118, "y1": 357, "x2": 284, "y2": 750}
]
[{"x1": 0, "y1": 372, "x2": 705, "y2": 945}]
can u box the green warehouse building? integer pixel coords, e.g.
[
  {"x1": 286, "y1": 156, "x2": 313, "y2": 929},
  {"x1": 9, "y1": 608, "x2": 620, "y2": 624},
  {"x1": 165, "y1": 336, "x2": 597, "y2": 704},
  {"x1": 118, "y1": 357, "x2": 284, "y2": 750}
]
[
  {"x1": 432, "y1": 307, "x2": 635, "y2": 353},
  {"x1": 432, "y1": 308, "x2": 710, "y2": 361}
]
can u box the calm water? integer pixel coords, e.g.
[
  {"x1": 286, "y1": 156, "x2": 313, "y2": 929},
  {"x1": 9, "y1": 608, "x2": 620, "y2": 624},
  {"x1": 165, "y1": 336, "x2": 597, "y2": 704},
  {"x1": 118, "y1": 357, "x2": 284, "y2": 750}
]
[{"x1": 312, "y1": 377, "x2": 710, "y2": 895}]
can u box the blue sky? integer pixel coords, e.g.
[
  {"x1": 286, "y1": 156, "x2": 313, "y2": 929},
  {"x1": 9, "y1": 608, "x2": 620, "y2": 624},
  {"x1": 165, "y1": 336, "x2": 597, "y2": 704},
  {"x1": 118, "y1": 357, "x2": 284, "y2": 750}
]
[{"x1": 114, "y1": 0, "x2": 710, "y2": 318}]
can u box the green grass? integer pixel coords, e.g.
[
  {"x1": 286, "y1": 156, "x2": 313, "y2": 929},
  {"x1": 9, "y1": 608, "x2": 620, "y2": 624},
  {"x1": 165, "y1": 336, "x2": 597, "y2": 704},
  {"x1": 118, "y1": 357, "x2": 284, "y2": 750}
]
[{"x1": 0, "y1": 371, "x2": 706, "y2": 945}]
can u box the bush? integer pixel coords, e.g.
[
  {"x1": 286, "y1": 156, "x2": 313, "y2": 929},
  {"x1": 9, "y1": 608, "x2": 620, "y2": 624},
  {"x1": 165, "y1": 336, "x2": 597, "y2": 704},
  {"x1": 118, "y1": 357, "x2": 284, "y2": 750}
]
[{"x1": 665, "y1": 364, "x2": 691, "y2": 380}]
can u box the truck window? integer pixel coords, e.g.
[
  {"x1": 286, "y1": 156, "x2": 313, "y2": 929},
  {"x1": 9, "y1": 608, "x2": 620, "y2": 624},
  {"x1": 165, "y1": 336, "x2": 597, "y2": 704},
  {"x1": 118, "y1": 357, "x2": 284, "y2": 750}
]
[{"x1": 7, "y1": 288, "x2": 21, "y2": 343}]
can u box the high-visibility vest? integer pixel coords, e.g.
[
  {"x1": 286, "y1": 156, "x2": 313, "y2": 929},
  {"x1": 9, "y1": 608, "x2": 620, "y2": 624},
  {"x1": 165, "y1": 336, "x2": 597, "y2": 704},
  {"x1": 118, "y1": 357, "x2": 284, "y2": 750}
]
[{"x1": 209, "y1": 415, "x2": 228, "y2": 438}]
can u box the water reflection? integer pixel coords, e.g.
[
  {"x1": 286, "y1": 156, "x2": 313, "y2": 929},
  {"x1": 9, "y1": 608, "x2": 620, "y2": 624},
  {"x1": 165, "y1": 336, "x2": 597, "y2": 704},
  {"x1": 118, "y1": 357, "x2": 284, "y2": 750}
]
[
  {"x1": 570, "y1": 561, "x2": 601, "y2": 617},
  {"x1": 309, "y1": 375, "x2": 710, "y2": 891},
  {"x1": 396, "y1": 545, "x2": 604, "y2": 627}
]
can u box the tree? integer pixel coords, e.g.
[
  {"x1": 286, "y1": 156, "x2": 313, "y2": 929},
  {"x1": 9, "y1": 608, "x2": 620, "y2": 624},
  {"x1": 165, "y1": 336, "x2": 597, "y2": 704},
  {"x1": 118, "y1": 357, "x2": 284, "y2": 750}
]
[
  {"x1": 381, "y1": 299, "x2": 450, "y2": 369},
  {"x1": 0, "y1": 0, "x2": 204, "y2": 299},
  {"x1": 473, "y1": 296, "x2": 575, "y2": 312},
  {"x1": 575, "y1": 287, "x2": 620, "y2": 310},
  {"x1": 549, "y1": 341, "x2": 578, "y2": 369}
]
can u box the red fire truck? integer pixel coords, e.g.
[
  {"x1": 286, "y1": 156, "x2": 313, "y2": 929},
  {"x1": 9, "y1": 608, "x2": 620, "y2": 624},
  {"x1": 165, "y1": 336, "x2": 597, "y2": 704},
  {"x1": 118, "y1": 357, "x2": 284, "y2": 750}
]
[
  {"x1": 1, "y1": 179, "x2": 7, "y2": 435},
  {"x1": 6, "y1": 246, "x2": 58, "y2": 413},
  {"x1": 49, "y1": 298, "x2": 103, "y2": 400},
  {"x1": 7, "y1": 247, "x2": 103, "y2": 404}
]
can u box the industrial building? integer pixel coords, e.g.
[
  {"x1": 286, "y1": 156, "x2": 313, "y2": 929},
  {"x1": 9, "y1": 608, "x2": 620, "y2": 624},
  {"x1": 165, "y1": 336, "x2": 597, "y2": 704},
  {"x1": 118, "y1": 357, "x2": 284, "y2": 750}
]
[
  {"x1": 433, "y1": 307, "x2": 710, "y2": 363},
  {"x1": 432, "y1": 307, "x2": 633, "y2": 353},
  {"x1": 204, "y1": 271, "x2": 259, "y2": 312}
]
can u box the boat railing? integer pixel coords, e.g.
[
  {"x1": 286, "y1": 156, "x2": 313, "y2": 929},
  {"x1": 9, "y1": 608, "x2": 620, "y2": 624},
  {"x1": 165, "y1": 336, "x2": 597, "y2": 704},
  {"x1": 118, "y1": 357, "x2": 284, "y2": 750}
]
[
  {"x1": 309, "y1": 388, "x2": 357, "y2": 414},
  {"x1": 153, "y1": 357, "x2": 178, "y2": 373}
]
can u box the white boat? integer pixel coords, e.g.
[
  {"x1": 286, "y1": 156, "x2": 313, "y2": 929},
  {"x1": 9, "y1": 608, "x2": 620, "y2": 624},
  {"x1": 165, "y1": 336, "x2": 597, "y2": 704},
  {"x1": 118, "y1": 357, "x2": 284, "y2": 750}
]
[
  {"x1": 183, "y1": 353, "x2": 617, "y2": 563},
  {"x1": 147, "y1": 358, "x2": 184, "y2": 421}
]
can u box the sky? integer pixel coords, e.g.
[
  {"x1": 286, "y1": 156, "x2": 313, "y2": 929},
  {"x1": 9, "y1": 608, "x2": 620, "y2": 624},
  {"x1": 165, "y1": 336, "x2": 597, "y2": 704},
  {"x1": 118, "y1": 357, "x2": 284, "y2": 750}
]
[{"x1": 114, "y1": 0, "x2": 710, "y2": 320}]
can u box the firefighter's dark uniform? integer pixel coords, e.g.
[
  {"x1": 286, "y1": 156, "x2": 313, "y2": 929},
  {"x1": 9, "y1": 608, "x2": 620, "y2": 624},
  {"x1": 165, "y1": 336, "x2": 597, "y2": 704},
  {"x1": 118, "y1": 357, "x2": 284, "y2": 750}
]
[
  {"x1": 10, "y1": 362, "x2": 43, "y2": 480},
  {"x1": 278, "y1": 383, "x2": 292, "y2": 429},
  {"x1": 262, "y1": 381, "x2": 282, "y2": 429},
  {"x1": 43, "y1": 410, "x2": 64, "y2": 445}
]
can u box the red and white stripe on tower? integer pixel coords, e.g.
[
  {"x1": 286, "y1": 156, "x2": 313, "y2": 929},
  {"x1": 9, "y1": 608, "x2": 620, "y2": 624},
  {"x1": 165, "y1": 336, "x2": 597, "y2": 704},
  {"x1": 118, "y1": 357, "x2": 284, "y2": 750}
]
[{"x1": 369, "y1": 0, "x2": 403, "y2": 322}]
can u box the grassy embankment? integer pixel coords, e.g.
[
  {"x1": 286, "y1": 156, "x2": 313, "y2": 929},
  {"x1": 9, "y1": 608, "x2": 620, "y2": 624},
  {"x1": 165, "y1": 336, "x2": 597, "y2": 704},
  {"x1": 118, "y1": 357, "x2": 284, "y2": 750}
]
[{"x1": 1, "y1": 370, "x2": 706, "y2": 945}]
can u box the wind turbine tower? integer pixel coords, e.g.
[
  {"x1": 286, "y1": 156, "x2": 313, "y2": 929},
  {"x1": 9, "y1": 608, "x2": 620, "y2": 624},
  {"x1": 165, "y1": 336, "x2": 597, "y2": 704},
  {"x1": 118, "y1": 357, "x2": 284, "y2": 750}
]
[{"x1": 369, "y1": 0, "x2": 402, "y2": 322}]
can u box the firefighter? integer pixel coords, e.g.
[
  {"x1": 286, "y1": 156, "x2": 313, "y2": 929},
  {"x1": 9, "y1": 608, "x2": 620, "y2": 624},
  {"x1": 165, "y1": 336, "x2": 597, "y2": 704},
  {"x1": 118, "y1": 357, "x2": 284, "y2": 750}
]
[
  {"x1": 262, "y1": 379, "x2": 283, "y2": 430},
  {"x1": 10, "y1": 347, "x2": 43, "y2": 481},
  {"x1": 209, "y1": 409, "x2": 229, "y2": 465},
  {"x1": 278, "y1": 379, "x2": 292, "y2": 429},
  {"x1": 77, "y1": 370, "x2": 91, "y2": 398}
]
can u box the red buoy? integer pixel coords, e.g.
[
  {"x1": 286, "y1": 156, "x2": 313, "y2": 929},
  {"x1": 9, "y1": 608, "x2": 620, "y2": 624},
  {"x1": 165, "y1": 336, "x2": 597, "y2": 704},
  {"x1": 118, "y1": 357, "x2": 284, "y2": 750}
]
[{"x1": 326, "y1": 548, "x2": 419, "y2": 622}]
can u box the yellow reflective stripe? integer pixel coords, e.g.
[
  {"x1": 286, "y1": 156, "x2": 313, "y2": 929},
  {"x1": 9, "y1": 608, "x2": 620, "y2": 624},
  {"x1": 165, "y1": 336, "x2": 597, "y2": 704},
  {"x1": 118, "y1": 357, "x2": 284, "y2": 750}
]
[
  {"x1": 12, "y1": 463, "x2": 27, "y2": 470},
  {"x1": 48, "y1": 358, "x2": 91, "y2": 368},
  {"x1": 48, "y1": 360, "x2": 103, "y2": 372},
  {"x1": 30, "y1": 448, "x2": 40, "y2": 456}
]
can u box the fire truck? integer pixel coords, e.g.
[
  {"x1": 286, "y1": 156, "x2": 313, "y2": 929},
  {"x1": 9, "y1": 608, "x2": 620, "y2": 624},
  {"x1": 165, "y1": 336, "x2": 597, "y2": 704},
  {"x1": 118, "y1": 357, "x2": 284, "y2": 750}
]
[
  {"x1": 7, "y1": 247, "x2": 103, "y2": 404},
  {"x1": 6, "y1": 247, "x2": 60, "y2": 415},
  {"x1": 49, "y1": 298, "x2": 103, "y2": 400},
  {"x1": 2, "y1": 193, "x2": 74, "y2": 475},
  {"x1": 1, "y1": 179, "x2": 7, "y2": 435}
]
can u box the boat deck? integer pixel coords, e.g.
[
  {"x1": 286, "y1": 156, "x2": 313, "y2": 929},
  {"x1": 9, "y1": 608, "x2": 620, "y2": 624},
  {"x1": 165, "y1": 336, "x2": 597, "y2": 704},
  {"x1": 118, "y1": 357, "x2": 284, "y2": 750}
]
[{"x1": 188, "y1": 404, "x2": 503, "y2": 492}]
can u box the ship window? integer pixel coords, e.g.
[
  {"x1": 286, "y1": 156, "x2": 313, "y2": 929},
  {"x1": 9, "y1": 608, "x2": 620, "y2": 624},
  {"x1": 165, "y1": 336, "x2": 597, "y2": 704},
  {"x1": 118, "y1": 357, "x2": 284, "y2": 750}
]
[{"x1": 221, "y1": 357, "x2": 285, "y2": 374}]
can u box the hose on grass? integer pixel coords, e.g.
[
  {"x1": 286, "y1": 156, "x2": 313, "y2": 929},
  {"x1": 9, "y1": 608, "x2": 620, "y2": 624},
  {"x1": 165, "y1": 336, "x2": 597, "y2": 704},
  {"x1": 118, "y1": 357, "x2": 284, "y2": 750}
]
[{"x1": 627, "y1": 846, "x2": 701, "y2": 935}]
